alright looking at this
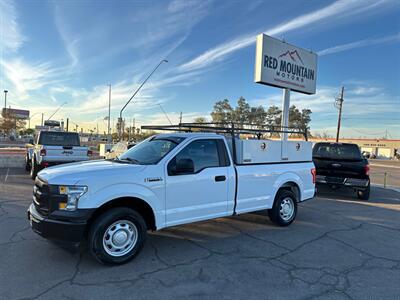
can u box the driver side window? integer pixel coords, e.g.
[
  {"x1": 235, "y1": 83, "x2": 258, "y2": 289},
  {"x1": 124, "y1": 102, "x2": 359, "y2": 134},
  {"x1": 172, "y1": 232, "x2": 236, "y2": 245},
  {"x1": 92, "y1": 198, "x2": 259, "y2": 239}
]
[{"x1": 169, "y1": 139, "x2": 220, "y2": 175}]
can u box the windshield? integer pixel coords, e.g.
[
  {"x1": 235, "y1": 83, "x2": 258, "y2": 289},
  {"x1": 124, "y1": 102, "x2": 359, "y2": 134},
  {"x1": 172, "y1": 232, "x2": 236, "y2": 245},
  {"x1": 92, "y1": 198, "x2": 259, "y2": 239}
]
[
  {"x1": 313, "y1": 143, "x2": 362, "y2": 161},
  {"x1": 38, "y1": 132, "x2": 80, "y2": 146},
  {"x1": 118, "y1": 136, "x2": 185, "y2": 165}
]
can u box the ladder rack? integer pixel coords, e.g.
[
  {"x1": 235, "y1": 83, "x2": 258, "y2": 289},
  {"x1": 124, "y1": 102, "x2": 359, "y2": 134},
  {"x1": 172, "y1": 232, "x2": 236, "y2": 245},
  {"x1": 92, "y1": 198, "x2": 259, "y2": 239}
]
[{"x1": 141, "y1": 122, "x2": 308, "y2": 141}]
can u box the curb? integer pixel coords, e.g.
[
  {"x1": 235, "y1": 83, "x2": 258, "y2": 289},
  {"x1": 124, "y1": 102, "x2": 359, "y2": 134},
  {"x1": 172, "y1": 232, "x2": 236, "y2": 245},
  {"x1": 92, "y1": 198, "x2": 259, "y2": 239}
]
[{"x1": 371, "y1": 184, "x2": 400, "y2": 193}]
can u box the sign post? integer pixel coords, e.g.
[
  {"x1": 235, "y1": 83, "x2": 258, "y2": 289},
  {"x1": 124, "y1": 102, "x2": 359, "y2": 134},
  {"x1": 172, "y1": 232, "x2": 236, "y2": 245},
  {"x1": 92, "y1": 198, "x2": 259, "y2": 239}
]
[
  {"x1": 281, "y1": 88, "x2": 290, "y2": 140},
  {"x1": 254, "y1": 34, "x2": 318, "y2": 140}
]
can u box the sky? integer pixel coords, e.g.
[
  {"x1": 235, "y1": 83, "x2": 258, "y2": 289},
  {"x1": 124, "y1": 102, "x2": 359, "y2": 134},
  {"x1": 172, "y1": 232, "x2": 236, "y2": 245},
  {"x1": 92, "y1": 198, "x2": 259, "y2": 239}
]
[{"x1": 0, "y1": 0, "x2": 399, "y2": 138}]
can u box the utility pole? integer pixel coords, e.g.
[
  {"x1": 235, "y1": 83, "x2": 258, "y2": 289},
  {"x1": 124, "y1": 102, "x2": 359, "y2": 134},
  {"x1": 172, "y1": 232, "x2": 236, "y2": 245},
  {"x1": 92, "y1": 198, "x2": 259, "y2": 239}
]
[
  {"x1": 335, "y1": 86, "x2": 344, "y2": 143},
  {"x1": 107, "y1": 84, "x2": 111, "y2": 143},
  {"x1": 41, "y1": 113, "x2": 44, "y2": 126},
  {"x1": 179, "y1": 112, "x2": 182, "y2": 124}
]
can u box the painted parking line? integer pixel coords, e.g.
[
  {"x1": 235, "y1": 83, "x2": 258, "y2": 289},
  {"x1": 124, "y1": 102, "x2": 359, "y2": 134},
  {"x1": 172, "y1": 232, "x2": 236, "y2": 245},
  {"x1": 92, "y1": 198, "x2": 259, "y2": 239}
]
[
  {"x1": 4, "y1": 168, "x2": 9, "y2": 182},
  {"x1": 370, "y1": 163, "x2": 400, "y2": 169}
]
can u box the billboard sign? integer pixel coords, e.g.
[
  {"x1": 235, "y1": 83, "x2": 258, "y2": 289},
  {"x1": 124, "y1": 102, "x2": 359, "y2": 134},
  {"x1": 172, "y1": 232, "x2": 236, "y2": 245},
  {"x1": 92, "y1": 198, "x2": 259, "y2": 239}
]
[
  {"x1": 254, "y1": 34, "x2": 318, "y2": 95},
  {"x1": 2, "y1": 108, "x2": 30, "y2": 119}
]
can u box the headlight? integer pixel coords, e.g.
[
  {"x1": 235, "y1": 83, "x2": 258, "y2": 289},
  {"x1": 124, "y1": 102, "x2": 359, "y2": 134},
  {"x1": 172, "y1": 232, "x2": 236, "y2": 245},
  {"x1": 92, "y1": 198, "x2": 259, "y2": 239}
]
[{"x1": 58, "y1": 185, "x2": 87, "y2": 211}]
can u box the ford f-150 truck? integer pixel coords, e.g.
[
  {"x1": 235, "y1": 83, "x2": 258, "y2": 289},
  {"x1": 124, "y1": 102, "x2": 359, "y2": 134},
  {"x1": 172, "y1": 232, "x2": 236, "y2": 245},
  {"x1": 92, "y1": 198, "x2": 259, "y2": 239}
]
[
  {"x1": 28, "y1": 131, "x2": 92, "y2": 179},
  {"x1": 313, "y1": 142, "x2": 370, "y2": 200},
  {"x1": 28, "y1": 126, "x2": 315, "y2": 265}
]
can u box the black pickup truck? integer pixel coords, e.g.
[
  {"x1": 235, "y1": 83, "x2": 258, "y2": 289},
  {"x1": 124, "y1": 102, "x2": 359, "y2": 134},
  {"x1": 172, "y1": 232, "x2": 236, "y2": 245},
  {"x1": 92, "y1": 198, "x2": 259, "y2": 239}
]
[{"x1": 312, "y1": 142, "x2": 370, "y2": 200}]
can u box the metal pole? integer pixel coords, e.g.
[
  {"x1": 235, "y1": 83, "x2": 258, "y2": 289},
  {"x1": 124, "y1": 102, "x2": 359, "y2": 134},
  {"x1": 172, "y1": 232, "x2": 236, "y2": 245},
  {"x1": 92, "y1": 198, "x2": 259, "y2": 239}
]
[
  {"x1": 119, "y1": 59, "x2": 168, "y2": 140},
  {"x1": 107, "y1": 84, "x2": 111, "y2": 142},
  {"x1": 281, "y1": 88, "x2": 290, "y2": 141},
  {"x1": 158, "y1": 104, "x2": 173, "y2": 125},
  {"x1": 384, "y1": 172, "x2": 387, "y2": 188},
  {"x1": 47, "y1": 102, "x2": 67, "y2": 120},
  {"x1": 3, "y1": 90, "x2": 8, "y2": 114},
  {"x1": 335, "y1": 86, "x2": 344, "y2": 143}
]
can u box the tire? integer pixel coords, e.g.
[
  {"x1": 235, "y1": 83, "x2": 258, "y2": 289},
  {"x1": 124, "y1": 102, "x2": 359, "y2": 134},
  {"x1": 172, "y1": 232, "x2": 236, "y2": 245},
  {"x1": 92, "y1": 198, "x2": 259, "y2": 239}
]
[
  {"x1": 25, "y1": 155, "x2": 31, "y2": 172},
  {"x1": 268, "y1": 190, "x2": 298, "y2": 226},
  {"x1": 88, "y1": 207, "x2": 147, "y2": 265},
  {"x1": 357, "y1": 182, "x2": 370, "y2": 200},
  {"x1": 30, "y1": 158, "x2": 39, "y2": 179}
]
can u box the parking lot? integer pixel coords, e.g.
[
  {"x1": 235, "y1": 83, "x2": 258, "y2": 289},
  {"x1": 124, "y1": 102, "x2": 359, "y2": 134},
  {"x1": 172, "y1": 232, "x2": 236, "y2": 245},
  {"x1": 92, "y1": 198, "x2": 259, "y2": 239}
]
[{"x1": 0, "y1": 167, "x2": 399, "y2": 300}]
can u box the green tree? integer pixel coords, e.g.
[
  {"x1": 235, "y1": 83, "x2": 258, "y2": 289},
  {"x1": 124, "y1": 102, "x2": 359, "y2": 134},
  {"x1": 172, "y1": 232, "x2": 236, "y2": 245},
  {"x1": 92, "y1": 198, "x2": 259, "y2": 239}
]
[
  {"x1": 210, "y1": 98, "x2": 312, "y2": 134},
  {"x1": 193, "y1": 117, "x2": 207, "y2": 123},
  {"x1": 210, "y1": 99, "x2": 233, "y2": 124},
  {"x1": 265, "y1": 105, "x2": 282, "y2": 127},
  {"x1": 248, "y1": 106, "x2": 267, "y2": 127},
  {"x1": 0, "y1": 113, "x2": 26, "y2": 135},
  {"x1": 233, "y1": 97, "x2": 250, "y2": 126}
]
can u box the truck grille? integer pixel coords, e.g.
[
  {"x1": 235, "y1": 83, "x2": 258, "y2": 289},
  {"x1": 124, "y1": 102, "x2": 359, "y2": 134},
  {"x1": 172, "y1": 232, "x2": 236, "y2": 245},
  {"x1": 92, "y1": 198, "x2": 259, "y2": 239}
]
[{"x1": 33, "y1": 177, "x2": 50, "y2": 216}]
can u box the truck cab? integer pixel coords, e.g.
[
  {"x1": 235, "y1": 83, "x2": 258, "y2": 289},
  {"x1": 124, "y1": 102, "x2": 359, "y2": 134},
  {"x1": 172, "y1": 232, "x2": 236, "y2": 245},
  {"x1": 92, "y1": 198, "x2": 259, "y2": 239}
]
[{"x1": 28, "y1": 125, "x2": 315, "y2": 265}]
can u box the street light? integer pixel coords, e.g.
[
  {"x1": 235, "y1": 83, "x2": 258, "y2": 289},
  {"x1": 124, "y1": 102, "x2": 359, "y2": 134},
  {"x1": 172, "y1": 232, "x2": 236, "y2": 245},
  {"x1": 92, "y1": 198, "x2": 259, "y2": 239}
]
[
  {"x1": 28, "y1": 112, "x2": 41, "y2": 129},
  {"x1": 3, "y1": 90, "x2": 8, "y2": 116},
  {"x1": 47, "y1": 102, "x2": 67, "y2": 121},
  {"x1": 119, "y1": 59, "x2": 168, "y2": 139}
]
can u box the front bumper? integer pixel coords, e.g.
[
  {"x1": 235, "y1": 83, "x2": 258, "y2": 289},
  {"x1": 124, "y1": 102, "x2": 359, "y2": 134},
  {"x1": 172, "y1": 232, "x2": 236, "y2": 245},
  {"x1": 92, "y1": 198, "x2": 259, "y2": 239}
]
[
  {"x1": 316, "y1": 175, "x2": 369, "y2": 188},
  {"x1": 27, "y1": 204, "x2": 89, "y2": 243}
]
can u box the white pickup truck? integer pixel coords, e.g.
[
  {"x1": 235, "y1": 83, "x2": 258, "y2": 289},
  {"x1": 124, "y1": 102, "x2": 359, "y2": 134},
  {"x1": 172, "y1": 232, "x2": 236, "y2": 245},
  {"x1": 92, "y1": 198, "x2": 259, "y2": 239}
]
[
  {"x1": 28, "y1": 131, "x2": 92, "y2": 179},
  {"x1": 28, "y1": 128, "x2": 315, "y2": 265}
]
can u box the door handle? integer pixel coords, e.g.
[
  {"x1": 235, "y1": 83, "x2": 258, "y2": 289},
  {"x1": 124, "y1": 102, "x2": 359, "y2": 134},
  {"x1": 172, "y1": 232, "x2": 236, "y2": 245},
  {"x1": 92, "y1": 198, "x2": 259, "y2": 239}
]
[{"x1": 215, "y1": 175, "x2": 226, "y2": 182}]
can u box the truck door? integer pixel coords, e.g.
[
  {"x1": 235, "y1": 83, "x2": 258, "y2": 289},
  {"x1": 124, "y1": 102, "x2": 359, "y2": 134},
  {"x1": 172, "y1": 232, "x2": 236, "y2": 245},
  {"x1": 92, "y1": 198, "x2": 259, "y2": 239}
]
[{"x1": 165, "y1": 138, "x2": 230, "y2": 226}]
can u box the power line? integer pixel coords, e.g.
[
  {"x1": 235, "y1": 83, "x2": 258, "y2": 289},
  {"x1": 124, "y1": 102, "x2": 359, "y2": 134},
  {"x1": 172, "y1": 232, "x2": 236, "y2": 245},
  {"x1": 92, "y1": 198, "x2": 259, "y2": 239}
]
[{"x1": 349, "y1": 128, "x2": 387, "y2": 135}]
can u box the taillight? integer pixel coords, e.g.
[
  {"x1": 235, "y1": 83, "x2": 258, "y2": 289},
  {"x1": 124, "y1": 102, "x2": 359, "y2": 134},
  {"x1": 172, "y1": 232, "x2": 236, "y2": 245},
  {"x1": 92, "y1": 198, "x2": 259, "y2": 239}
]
[
  {"x1": 311, "y1": 168, "x2": 316, "y2": 184},
  {"x1": 365, "y1": 165, "x2": 370, "y2": 176},
  {"x1": 40, "y1": 148, "x2": 46, "y2": 156},
  {"x1": 87, "y1": 150, "x2": 93, "y2": 157}
]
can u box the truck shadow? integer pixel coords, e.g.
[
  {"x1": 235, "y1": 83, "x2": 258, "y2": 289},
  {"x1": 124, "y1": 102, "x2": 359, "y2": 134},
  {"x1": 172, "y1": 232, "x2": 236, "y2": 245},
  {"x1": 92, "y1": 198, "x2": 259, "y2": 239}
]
[{"x1": 316, "y1": 185, "x2": 400, "y2": 205}]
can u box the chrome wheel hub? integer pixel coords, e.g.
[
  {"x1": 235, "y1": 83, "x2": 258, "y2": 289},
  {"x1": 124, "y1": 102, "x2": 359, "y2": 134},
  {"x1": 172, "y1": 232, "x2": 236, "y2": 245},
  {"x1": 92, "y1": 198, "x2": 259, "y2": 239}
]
[
  {"x1": 279, "y1": 197, "x2": 294, "y2": 221},
  {"x1": 103, "y1": 220, "x2": 138, "y2": 257}
]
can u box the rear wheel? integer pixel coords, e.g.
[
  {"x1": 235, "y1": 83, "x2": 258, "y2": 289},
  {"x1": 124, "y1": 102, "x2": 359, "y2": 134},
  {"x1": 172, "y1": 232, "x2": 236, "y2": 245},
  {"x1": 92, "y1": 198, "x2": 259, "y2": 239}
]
[
  {"x1": 30, "y1": 158, "x2": 39, "y2": 179},
  {"x1": 88, "y1": 207, "x2": 147, "y2": 265},
  {"x1": 25, "y1": 155, "x2": 31, "y2": 172},
  {"x1": 357, "y1": 182, "x2": 370, "y2": 200},
  {"x1": 268, "y1": 190, "x2": 297, "y2": 226}
]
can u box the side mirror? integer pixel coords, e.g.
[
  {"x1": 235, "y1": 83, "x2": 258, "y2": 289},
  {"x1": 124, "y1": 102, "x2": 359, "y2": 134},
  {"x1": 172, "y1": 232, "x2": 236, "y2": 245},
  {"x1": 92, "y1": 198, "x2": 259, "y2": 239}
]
[{"x1": 173, "y1": 158, "x2": 194, "y2": 175}]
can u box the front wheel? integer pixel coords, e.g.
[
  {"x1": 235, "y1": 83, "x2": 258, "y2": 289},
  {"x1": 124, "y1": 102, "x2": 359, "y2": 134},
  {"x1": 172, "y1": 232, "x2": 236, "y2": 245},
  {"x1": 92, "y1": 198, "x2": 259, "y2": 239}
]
[
  {"x1": 268, "y1": 190, "x2": 298, "y2": 226},
  {"x1": 88, "y1": 207, "x2": 147, "y2": 265},
  {"x1": 357, "y1": 182, "x2": 370, "y2": 200}
]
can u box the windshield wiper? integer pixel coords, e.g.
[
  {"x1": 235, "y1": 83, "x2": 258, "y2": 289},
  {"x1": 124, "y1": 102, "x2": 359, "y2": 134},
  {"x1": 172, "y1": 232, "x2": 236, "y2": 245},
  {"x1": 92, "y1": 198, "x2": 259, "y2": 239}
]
[{"x1": 124, "y1": 157, "x2": 140, "y2": 164}]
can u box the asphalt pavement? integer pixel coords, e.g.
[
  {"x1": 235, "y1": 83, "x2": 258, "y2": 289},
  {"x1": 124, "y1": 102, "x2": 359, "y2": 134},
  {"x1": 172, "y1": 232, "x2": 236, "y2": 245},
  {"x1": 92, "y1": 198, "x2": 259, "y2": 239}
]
[
  {"x1": 0, "y1": 168, "x2": 399, "y2": 300},
  {"x1": 369, "y1": 160, "x2": 400, "y2": 188}
]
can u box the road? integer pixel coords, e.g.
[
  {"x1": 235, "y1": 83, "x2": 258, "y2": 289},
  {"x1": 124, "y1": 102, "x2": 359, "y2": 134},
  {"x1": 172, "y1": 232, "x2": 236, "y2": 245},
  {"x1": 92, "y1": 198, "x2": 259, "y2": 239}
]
[
  {"x1": 369, "y1": 160, "x2": 400, "y2": 188},
  {"x1": 0, "y1": 168, "x2": 399, "y2": 300}
]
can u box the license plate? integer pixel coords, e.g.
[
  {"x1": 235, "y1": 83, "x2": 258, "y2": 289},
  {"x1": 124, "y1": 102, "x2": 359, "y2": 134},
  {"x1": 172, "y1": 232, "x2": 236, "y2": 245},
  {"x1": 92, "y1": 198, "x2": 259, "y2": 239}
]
[{"x1": 327, "y1": 177, "x2": 343, "y2": 184}]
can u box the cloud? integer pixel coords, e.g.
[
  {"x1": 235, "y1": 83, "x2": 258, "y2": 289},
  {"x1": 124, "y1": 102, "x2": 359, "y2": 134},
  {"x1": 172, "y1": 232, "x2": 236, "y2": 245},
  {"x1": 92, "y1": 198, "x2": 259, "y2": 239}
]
[
  {"x1": 1, "y1": 58, "x2": 63, "y2": 100},
  {"x1": 0, "y1": 0, "x2": 25, "y2": 52},
  {"x1": 317, "y1": 33, "x2": 400, "y2": 56},
  {"x1": 178, "y1": 0, "x2": 392, "y2": 72},
  {"x1": 251, "y1": 83, "x2": 398, "y2": 118}
]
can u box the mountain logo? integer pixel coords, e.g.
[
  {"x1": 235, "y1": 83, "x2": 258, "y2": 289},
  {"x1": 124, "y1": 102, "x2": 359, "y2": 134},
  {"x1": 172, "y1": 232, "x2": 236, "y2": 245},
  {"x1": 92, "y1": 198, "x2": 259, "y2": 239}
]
[{"x1": 278, "y1": 50, "x2": 304, "y2": 65}]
